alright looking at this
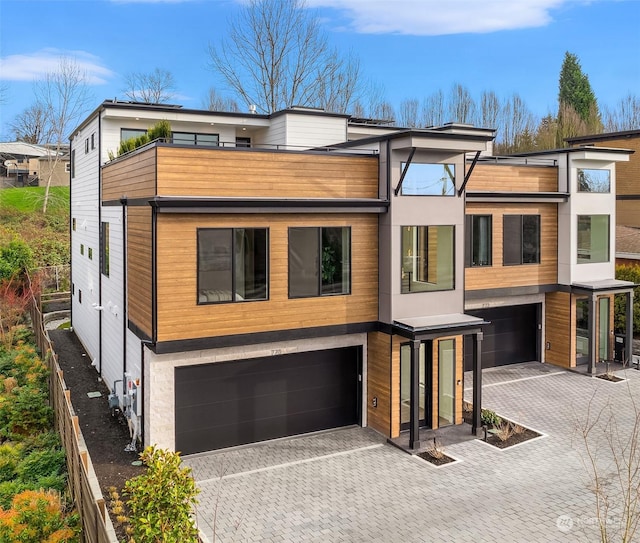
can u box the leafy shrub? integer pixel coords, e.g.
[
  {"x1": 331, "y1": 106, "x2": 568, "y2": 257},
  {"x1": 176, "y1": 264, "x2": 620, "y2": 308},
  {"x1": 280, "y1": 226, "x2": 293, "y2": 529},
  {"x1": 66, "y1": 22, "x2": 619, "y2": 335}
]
[
  {"x1": 0, "y1": 240, "x2": 33, "y2": 281},
  {"x1": 147, "y1": 119, "x2": 172, "y2": 141},
  {"x1": 0, "y1": 481, "x2": 30, "y2": 509},
  {"x1": 124, "y1": 446, "x2": 200, "y2": 543},
  {"x1": 0, "y1": 444, "x2": 22, "y2": 483},
  {"x1": 615, "y1": 264, "x2": 640, "y2": 335},
  {"x1": 481, "y1": 408, "x2": 502, "y2": 428},
  {"x1": 17, "y1": 448, "x2": 66, "y2": 484},
  {"x1": 0, "y1": 386, "x2": 53, "y2": 438},
  {"x1": 0, "y1": 489, "x2": 79, "y2": 542}
]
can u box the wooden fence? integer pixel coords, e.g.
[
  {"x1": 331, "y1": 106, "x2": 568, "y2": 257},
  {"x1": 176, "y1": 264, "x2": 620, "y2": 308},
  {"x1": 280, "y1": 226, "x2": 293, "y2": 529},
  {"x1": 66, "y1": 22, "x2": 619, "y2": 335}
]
[{"x1": 28, "y1": 279, "x2": 119, "y2": 543}]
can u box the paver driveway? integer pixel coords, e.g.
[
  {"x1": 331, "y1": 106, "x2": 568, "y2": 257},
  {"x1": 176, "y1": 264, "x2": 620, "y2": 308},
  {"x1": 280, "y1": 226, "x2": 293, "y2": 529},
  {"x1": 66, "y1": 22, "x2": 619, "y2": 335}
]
[{"x1": 184, "y1": 362, "x2": 640, "y2": 542}]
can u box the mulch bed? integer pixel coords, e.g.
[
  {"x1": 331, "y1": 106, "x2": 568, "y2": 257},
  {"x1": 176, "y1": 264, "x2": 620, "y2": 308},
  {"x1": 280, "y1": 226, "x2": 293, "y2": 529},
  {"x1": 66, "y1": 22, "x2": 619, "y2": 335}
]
[
  {"x1": 463, "y1": 409, "x2": 542, "y2": 449},
  {"x1": 416, "y1": 450, "x2": 457, "y2": 466},
  {"x1": 596, "y1": 373, "x2": 625, "y2": 382},
  {"x1": 48, "y1": 329, "x2": 144, "y2": 538}
]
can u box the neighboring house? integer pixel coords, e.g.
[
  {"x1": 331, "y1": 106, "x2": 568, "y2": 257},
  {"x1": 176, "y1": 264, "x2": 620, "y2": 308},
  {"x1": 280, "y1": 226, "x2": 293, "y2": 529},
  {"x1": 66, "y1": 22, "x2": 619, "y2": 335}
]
[
  {"x1": 69, "y1": 100, "x2": 633, "y2": 456},
  {"x1": 0, "y1": 141, "x2": 70, "y2": 188},
  {"x1": 567, "y1": 130, "x2": 640, "y2": 266}
]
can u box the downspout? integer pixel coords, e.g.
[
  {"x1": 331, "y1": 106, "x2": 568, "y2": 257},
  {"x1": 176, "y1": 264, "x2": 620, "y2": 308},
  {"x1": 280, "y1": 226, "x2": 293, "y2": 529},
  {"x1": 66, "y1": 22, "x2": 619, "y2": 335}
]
[
  {"x1": 121, "y1": 197, "x2": 128, "y2": 399},
  {"x1": 140, "y1": 340, "x2": 152, "y2": 448},
  {"x1": 97, "y1": 114, "x2": 102, "y2": 376},
  {"x1": 69, "y1": 140, "x2": 73, "y2": 328}
]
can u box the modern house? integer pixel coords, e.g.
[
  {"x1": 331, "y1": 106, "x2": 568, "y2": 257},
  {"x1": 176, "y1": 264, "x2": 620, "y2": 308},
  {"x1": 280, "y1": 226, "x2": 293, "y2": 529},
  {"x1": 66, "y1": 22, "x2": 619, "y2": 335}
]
[
  {"x1": 69, "y1": 100, "x2": 633, "y2": 456},
  {"x1": 567, "y1": 130, "x2": 640, "y2": 266}
]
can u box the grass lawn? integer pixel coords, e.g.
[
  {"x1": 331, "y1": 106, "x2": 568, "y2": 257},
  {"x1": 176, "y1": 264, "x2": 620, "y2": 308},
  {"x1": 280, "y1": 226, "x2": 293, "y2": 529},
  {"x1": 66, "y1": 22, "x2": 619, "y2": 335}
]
[{"x1": 0, "y1": 186, "x2": 70, "y2": 213}]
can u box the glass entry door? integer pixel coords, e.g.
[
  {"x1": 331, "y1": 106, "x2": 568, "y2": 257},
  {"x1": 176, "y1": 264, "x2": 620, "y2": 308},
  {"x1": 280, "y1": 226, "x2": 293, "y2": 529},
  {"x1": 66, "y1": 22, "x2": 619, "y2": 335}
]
[
  {"x1": 400, "y1": 342, "x2": 429, "y2": 430},
  {"x1": 438, "y1": 339, "x2": 456, "y2": 427},
  {"x1": 599, "y1": 297, "x2": 610, "y2": 361},
  {"x1": 576, "y1": 297, "x2": 589, "y2": 365}
]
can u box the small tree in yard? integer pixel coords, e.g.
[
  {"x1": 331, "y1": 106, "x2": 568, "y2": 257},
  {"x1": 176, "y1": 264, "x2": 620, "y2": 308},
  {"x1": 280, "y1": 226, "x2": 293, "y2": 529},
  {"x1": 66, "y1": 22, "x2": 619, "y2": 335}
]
[
  {"x1": 124, "y1": 446, "x2": 200, "y2": 543},
  {"x1": 577, "y1": 387, "x2": 640, "y2": 542}
]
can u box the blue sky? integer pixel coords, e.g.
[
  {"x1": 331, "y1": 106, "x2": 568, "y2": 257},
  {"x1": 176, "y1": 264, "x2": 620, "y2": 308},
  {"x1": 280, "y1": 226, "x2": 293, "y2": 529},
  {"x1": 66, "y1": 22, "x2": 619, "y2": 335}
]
[{"x1": 0, "y1": 0, "x2": 638, "y2": 140}]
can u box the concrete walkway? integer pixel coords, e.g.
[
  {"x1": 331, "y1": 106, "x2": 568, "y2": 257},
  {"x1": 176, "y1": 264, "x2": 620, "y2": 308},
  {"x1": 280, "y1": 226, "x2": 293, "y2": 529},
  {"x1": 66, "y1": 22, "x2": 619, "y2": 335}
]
[{"x1": 184, "y1": 362, "x2": 640, "y2": 542}]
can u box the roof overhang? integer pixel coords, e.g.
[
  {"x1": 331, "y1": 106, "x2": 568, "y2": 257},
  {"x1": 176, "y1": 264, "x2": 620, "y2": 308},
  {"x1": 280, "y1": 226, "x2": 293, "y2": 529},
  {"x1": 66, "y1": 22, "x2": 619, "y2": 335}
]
[
  {"x1": 392, "y1": 313, "x2": 488, "y2": 340},
  {"x1": 571, "y1": 279, "x2": 636, "y2": 294},
  {"x1": 466, "y1": 191, "x2": 569, "y2": 203}
]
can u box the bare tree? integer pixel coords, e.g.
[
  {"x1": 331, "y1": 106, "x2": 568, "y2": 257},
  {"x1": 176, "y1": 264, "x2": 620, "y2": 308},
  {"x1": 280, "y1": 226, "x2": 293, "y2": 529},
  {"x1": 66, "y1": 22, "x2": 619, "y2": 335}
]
[
  {"x1": 208, "y1": 0, "x2": 362, "y2": 114},
  {"x1": 0, "y1": 83, "x2": 8, "y2": 105},
  {"x1": 33, "y1": 57, "x2": 93, "y2": 213},
  {"x1": 398, "y1": 98, "x2": 420, "y2": 128},
  {"x1": 495, "y1": 93, "x2": 536, "y2": 154},
  {"x1": 603, "y1": 94, "x2": 640, "y2": 132},
  {"x1": 10, "y1": 103, "x2": 48, "y2": 144},
  {"x1": 202, "y1": 87, "x2": 240, "y2": 112},
  {"x1": 123, "y1": 68, "x2": 176, "y2": 104},
  {"x1": 577, "y1": 386, "x2": 640, "y2": 542},
  {"x1": 448, "y1": 83, "x2": 477, "y2": 125},
  {"x1": 422, "y1": 90, "x2": 446, "y2": 127},
  {"x1": 480, "y1": 90, "x2": 501, "y2": 129}
]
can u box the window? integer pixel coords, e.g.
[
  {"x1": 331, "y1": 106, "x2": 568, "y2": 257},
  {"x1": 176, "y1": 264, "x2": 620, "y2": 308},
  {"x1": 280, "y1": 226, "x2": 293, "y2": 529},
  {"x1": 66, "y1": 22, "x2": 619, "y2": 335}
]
[
  {"x1": 503, "y1": 215, "x2": 540, "y2": 265},
  {"x1": 121, "y1": 128, "x2": 147, "y2": 142},
  {"x1": 88, "y1": 247, "x2": 93, "y2": 260},
  {"x1": 72, "y1": 218, "x2": 76, "y2": 231},
  {"x1": 65, "y1": 163, "x2": 71, "y2": 173},
  {"x1": 78, "y1": 289, "x2": 82, "y2": 304},
  {"x1": 578, "y1": 215, "x2": 609, "y2": 263},
  {"x1": 401, "y1": 225, "x2": 455, "y2": 293},
  {"x1": 85, "y1": 138, "x2": 89, "y2": 154},
  {"x1": 400, "y1": 163, "x2": 455, "y2": 196},
  {"x1": 80, "y1": 244, "x2": 84, "y2": 256},
  {"x1": 578, "y1": 168, "x2": 610, "y2": 193},
  {"x1": 465, "y1": 215, "x2": 492, "y2": 267},
  {"x1": 198, "y1": 228, "x2": 268, "y2": 303},
  {"x1": 289, "y1": 227, "x2": 351, "y2": 298},
  {"x1": 236, "y1": 137, "x2": 251, "y2": 148},
  {"x1": 172, "y1": 132, "x2": 219, "y2": 147},
  {"x1": 101, "y1": 222, "x2": 110, "y2": 276},
  {"x1": 71, "y1": 150, "x2": 75, "y2": 178},
  {"x1": 91, "y1": 133, "x2": 95, "y2": 150}
]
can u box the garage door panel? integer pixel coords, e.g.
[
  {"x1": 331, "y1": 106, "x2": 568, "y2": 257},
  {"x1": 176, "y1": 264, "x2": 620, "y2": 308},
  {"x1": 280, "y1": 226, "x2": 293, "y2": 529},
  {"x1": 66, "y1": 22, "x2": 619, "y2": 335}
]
[
  {"x1": 175, "y1": 346, "x2": 360, "y2": 454},
  {"x1": 464, "y1": 304, "x2": 539, "y2": 370}
]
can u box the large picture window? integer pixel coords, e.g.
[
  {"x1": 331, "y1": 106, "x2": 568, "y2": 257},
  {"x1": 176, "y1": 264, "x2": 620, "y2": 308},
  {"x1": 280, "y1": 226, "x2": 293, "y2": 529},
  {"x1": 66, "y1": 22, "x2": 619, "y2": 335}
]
[
  {"x1": 503, "y1": 215, "x2": 540, "y2": 266},
  {"x1": 173, "y1": 132, "x2": 219, "y2": 146},
  {"x1": 400, "y1": 163, "x2": 455, "y2": 196},
  {"x1": 577, "y1": 215, "x2": 609, "y2": 264},
  {"x1": 198, "y1": 228, "x2": 268, "y2": 304},
  {"x1": 578, "y1": 168, "x2": 610, "y2": 193},
  {"x1": 401, "y1": 225, "x2": 455, "y2": 293},
  {"x1": 465, "y1": 215, "x2": 492, "y2": 267},
  {"x1": 289, "y1": 227, "x2": 351, "y2": 298}
]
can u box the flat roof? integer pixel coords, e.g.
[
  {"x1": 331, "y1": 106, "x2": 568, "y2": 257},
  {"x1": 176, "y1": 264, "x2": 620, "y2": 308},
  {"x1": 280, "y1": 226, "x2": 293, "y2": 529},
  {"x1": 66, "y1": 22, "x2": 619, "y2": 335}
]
[
  {"x1": 572, "y1": 279, "x2": 636, "y2": 292},
  {"x1": 394, "y1": 313, "x2": 486, "y2": 333}
]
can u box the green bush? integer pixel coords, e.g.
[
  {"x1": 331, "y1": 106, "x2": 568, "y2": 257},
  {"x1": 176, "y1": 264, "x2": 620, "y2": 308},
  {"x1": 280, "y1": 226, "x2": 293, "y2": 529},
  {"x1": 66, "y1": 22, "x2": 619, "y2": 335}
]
[
  {"x1": 0, "y1": 240, "x2": 33, "y2": 280},
  {"x1": 0, "y1": 386, "x2": 53, "y2": 438},
  {"x1": 148, "y1": 119, "x2": 172, "y2": 141},
  {"x1": 17, "y1": 448, "x2": 66, "y2": 483},
  {"x1": 0, "y1": 480, "x2": 30, "y2": 509},
  {"x1": 0, "y1": 443, "x2": 22, "y2": 483},
  {"x1": 615, "y1": 264, "x2": 640, "y2": 335},
  {"x1": 124, "y1": 446, "x2": 200, "y2": 543},
  {"x1": 481, "y1": 408, "x2": 502, "y2": 428}
]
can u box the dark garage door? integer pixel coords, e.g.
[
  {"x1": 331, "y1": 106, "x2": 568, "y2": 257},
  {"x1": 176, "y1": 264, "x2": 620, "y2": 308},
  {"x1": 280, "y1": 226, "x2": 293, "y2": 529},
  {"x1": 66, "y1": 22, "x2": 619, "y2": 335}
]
[
  {"x1": 464, "y1": 304, "x2": 539, "y2": 371},
  {"x1": 175, "y1": 346, "x2": 360, "y2": 454}
]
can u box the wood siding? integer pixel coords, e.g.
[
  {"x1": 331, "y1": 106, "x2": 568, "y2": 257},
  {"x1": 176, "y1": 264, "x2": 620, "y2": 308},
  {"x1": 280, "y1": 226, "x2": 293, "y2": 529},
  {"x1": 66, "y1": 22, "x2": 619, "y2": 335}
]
[
  {"x1": 127, "y1": 207, "x2": 153, "y2": 338},
  {"x1": 391, "y1": 335, "x2": 403, "y2": 438},
  {"x1": 367, "y1": 332, "x2": 392, "y2": 436},
  {"x1": 155, "y1": 147, "x2": 379, "y2": 199},
  {"x1": 465, "y1": 203, "x2": 558, "y2": 290},
  {"x1": 102, "y1": 147, "x2": 156, "y2": 201},
  {"x1": 468, "y1": 164, "x2": 558, "y2": 192},
  {"x1": 545, "y1": 292, "x2": 572, "y2": 368},
  {"x1": 155, "y1": 214, "x2": 378, "y2": 342}
]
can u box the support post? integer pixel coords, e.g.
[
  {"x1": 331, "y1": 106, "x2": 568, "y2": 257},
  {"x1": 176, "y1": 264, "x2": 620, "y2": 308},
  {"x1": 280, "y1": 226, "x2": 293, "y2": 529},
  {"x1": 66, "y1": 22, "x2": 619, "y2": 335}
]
[
  {"x1": 472, "y1": 331, "x2": 483, "y2": 435},
  {"x1": 627, "y1": 290, "x2": 634, "y2": 366},
  {"x1": 588, "y1": 293, "x2": 598, "y2": 375},
  {"x1": 409, "y1": 339, "x2": 421, "y2": 450}
]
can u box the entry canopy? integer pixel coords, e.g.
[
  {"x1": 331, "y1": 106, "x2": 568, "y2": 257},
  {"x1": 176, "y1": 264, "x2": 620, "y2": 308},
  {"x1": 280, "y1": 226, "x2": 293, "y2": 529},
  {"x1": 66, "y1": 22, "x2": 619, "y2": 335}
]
[
  {"x1": 393, "y1": 313, "x2": 487, "y2": 340},
  {"x1": 571, "y1": 279, "x2": 636, "y2": 293}
]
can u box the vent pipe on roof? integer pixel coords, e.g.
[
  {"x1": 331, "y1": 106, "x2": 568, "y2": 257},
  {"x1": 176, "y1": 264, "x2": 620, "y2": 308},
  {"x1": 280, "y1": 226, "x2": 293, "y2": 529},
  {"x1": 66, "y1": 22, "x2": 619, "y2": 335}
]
[{"x1": 249, "y1": 104, "x2": 257, "y2": 114}]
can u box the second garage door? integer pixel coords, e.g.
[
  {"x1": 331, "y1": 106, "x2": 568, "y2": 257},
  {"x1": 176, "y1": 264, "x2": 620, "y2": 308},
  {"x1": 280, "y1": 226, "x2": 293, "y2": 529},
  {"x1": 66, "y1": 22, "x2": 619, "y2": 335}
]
[
  {"x1": 464, "y1": 304, "x2": 540, "y2": 371},
  {"x1": 175, "y1": 346, "x2": 361, "y2": 455}
]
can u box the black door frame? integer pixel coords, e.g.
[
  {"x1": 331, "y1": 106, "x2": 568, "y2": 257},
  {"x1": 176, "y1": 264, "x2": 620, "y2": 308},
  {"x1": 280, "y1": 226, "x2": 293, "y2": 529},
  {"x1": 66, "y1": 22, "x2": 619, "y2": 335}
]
[{"x1": 400, "y1": 340, "x2": 432, "y2": 431}]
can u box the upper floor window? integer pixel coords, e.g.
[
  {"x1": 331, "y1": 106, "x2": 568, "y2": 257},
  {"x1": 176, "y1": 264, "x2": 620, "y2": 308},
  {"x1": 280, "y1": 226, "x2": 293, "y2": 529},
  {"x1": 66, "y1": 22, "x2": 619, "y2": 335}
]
[
  {"x1": 289, "y1": 227, "x2": 351, "y2": 298},
  {"x1": 577, "y1": 215, "x2": 609, "y2": 264},
  {"x1": 400, "y1": 163, "x2": 455, "y2": 196},
  {"x1": 121, "y1": 128, "x2": 147, "y2": 142},
  {"x1": 91, "y1": 133, "x2": 96, "y2": 150},
  {"x1": 85, "y1": 139, "x2": 89, "y2": 154},
  {"x1": 72, "y1": 218, "x2": 76, "y2": 231},
  {"x1": 173, "y1": 132, "x2": 219, "y2": 147},
  {"x1": 465, "y1": 215, "x2": 492, "y2": 267},
  {"x1": 578, "y1": 168, "x2": 610, "y2": 193},
  {"x1": 198, "y1": 228, "x2": 268, "y2": 304},
  {"x1": 71, "y1": 150, "x2": 75, "y2": 178},
  {"x1": 65, "y1": 163, "x2": 71, "y2": 173},
  {"x1": 401, "y1": 225, "x2": 455, "y2": 293},
  {"x1": 503, "y1": 215, "x2": 540, "y2": 266}
]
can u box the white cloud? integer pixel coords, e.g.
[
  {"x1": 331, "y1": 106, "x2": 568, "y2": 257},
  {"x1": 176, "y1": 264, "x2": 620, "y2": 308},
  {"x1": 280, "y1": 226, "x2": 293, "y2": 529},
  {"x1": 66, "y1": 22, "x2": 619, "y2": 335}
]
[
  {"x1": 307, "y1": 0, "x2": 570, "y2": 35},
  {"x1": 0, "y1": 49, "x2": 113, "y2": 84}
]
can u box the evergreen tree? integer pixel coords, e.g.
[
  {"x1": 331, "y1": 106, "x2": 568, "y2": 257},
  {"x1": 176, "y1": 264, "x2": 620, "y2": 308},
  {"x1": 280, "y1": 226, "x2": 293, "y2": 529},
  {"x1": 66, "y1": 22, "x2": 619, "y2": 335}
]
[{"x1": 558, "y1": 52, "x2": 601, "y2": 125}]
